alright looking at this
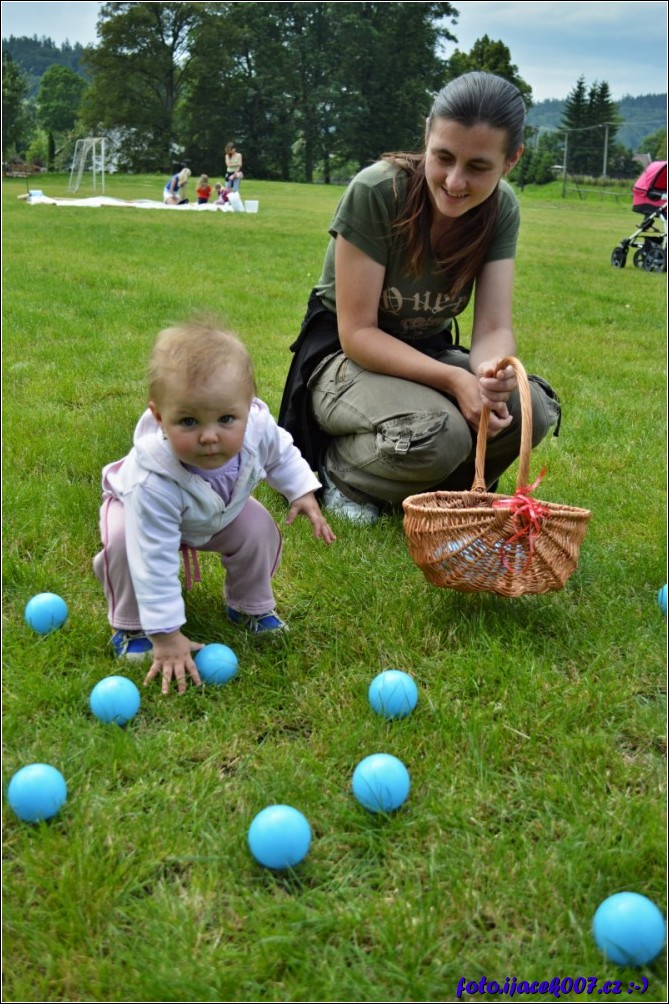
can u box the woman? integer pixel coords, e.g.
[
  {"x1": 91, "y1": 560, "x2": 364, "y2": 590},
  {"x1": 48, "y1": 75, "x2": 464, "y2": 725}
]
[
  {"x1": 225, "y1": 143, "x2": 243, "y2": 191},
  {"x1": 278, "y1": 72, "x2": 560, "y2": 524},
  {"x1": 163, "y1": 167, "x2": 191, "y2": 205}
]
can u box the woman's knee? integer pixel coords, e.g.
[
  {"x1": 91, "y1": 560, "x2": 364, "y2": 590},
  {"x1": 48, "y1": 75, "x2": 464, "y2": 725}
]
[
  {"x1": 334, "y1": 407, "x2": 472, "y2": 487},
  {"x1": 529, "y1": 383, "x2": 561, "y2": 445},
  {"x1": 379, "y1": 410, "x2": 470, "y2": 474}
]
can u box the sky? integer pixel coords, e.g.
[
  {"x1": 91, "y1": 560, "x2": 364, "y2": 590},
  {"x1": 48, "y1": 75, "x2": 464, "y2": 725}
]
[{"x1": 2, "y1": 0, "x2": 667, "y2": 103}]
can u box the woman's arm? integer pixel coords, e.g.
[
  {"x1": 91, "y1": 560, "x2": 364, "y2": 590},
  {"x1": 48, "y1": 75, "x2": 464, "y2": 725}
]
[
  {"x1": 469, "y1": 258, "x2": 516, "y2": 368},
  {"x1": 335, "y1": 235, "x2": 515, "y2": 434},
  {"x1": 468, "y1": 258, "x2": 518, "y2": 423}
]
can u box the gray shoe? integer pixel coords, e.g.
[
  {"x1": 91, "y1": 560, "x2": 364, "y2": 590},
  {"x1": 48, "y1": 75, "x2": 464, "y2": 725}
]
[{"x1": 320, "y1": 468, "x2": 379, "y2": 525}]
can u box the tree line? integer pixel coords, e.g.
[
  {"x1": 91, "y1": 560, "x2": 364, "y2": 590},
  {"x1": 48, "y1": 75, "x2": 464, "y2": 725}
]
[{"x1": 3, "y1": 1, "x2": 666, "y2": 184}]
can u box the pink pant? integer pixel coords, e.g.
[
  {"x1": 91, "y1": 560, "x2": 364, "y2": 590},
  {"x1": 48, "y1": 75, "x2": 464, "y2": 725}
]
[{"x1": 93, "y1": 495, "x2": 283, "y2": 631}]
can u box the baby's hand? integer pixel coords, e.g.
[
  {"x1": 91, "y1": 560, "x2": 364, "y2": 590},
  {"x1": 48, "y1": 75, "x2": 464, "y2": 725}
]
[
  {"x1": 143, "y1": 630, "x2": 204, "y2": 695},
  {"x1": 286, "y1": 491, "x2": 336, "y2": 544}
]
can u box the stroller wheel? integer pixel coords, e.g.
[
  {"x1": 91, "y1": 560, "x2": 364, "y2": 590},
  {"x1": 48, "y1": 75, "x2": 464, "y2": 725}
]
[
  {"x1": 642, "y1": 245, "x2": 667, "y2": 273},
  {"x1": 610, "y1": 246, "x2": 627, "y2": 268},
  {"x1": 633, "y1": 249, "x2": 647, "y2": 269}
]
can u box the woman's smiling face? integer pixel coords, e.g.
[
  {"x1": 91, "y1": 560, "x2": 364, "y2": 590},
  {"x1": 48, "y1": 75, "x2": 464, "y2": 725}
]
[{"x1": 424, "y1": 118, "x2": 522, "y2": 221}]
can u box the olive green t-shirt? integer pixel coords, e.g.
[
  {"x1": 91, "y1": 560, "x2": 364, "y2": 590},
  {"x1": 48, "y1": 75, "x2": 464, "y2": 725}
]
[{"x1": 314, "y1": 160, "x2": 520, "y2": 348}]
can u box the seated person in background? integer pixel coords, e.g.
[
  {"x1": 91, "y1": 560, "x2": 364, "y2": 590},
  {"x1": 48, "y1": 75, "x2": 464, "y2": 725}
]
[
  {"x1": 196, "y1": 174, "x2": 212, "y2": 204},
  {"x1": 163, "y1": 167, "x2": 191, "y2": 205}
]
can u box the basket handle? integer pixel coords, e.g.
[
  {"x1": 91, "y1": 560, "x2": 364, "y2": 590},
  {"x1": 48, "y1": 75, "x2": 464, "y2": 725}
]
[{"x1": 472, "y1": 356, "x2": 532, "y2": 492}]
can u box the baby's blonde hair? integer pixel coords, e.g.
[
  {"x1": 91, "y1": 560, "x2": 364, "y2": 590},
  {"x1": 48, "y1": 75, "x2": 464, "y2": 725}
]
[{"x1": 149, "y1": 318, "x2": 256, "y2": 405}]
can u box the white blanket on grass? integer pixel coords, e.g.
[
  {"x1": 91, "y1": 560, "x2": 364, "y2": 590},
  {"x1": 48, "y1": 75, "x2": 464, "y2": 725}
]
[{"x1": 24, "y1": 194, "x2": 239, "y2": 211}]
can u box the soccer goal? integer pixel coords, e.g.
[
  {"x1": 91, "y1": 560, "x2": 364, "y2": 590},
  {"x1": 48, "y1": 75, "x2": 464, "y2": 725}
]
[{"x1": 68, "y1": 137, "x2": 107, "y2": 194}]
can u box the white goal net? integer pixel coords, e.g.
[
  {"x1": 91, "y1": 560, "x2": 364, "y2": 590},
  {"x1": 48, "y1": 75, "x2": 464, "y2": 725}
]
[{"x1": 68, "y1": 138, "x2": 107, "y2": 193}]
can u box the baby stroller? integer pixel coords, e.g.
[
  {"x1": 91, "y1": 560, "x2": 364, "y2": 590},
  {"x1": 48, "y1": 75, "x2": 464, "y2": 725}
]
[{"x1": 611, "y1": 161, "x2": 667, "y2": 272}]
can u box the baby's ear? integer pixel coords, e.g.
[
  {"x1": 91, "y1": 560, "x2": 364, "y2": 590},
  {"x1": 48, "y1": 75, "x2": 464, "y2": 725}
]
[{"x1": 148, "y1": 401, "x2": 162, "y2": 424}]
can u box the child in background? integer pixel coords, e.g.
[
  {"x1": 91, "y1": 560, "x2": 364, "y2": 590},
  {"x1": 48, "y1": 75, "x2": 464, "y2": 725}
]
[
  {"x1": 196, "y1": 174, "x2": 212, "y2": 204},
  {"x1": 93, "y1": 319, "x2": 336, "y2": 695},
  {"x1": 214, "y1": 182, "x2": 230, "y2": 205}
]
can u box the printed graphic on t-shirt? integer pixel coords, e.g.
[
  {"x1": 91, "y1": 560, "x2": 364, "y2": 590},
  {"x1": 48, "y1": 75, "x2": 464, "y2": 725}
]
[{"x1": 381, "y1": 286, "x2": 470, "y2": 338}]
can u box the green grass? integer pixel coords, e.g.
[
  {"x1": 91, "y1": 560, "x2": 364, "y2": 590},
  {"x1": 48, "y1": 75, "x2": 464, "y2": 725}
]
[{"x1": 2, "y1": 173, "x2": 667, "y2": 1003}]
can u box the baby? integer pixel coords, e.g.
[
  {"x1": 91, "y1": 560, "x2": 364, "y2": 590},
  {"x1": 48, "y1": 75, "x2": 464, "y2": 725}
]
[{"x1": 93, "y1": 319, "x2": 335, "y2": 694}]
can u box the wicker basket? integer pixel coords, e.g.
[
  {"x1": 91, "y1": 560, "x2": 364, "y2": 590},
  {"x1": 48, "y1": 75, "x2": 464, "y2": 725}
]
[{"x1": 402, "y1": 356, "x2": 591, "y2": 597}]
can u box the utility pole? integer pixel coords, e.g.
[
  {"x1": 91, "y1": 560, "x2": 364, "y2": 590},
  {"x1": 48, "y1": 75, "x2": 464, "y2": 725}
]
[{"x1": 561, "y1": 130, "x2": 569, "y2": 198}]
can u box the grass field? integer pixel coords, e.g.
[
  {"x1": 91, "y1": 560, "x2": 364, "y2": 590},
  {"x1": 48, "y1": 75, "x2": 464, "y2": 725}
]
[{"x1": 2, "y1": 172, "x2": 667, "y2": 1003}]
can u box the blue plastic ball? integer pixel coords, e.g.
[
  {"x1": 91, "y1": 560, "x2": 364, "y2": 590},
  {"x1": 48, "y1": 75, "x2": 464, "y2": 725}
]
[
  {"x1": 593, "y1": 892, "x2": 666, "y2": 966},
  {"x1": 24, "y1": 593, "x2": 68, "y2": 635},
  {"x1": 352, "y1": 753, "x2": 411, "y2": 813},
  {"x1": 368, "y1": 670, "x2": 418, "y2": 720},
  {"x1": 194, "y1": 643, "x2": 238, "y2": 684},
  {"x1": 89, "y1": 675, "x2": 141, "y2": 726},
  {"x1": 658, "y1": 584, "x2": 667, "y2": 616},
  {"x1": 7, "y1": 763, "x2": 67, "y2": 822},
  {"x1": 248, "y1": 805, "x2": 312, "y2": 870}
]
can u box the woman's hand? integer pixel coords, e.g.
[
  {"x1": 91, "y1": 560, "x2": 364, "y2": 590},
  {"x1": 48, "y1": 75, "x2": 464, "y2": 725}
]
[
  {"x1": 477, "y1": 360, "x2": 515, "y2": 435},
  {"x1": 286, "y1": 491, "x2": 337, "y2": 544},
  {"x1": 143, "y1": 630, "x2": 204, "y2": 695},
  {"x1": 451, "y1": 365, "x2": 513, "y2": 437},
  {"x1": 477, "y1": 360, "x2": 516, "y2": 405}
]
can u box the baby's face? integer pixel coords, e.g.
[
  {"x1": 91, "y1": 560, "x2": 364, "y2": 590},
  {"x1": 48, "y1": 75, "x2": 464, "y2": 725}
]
[{"x1": 150, "y1": 369, "x2": 252, "y2": 469}]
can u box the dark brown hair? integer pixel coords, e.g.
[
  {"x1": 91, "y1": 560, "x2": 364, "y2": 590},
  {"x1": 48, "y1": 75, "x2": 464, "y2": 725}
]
[{"x1": 383, "y1": 72, "x2": 526, "y2": 296}]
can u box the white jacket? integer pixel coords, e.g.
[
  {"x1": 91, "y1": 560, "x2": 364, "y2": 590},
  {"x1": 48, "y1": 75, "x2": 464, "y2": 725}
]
[{"x1": 101, "y1": 399, "x2": 320, "y2": 632}]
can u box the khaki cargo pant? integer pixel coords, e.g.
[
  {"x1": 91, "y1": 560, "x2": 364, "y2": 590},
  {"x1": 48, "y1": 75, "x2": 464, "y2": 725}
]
[{"x1": 308, "y1": 348, "x2": 561, "y2": 507}]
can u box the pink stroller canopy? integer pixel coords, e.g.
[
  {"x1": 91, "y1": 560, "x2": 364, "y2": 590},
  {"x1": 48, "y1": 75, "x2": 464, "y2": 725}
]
[{"x1": 632, "y1": 161, "x2": 667, "y2": 213}]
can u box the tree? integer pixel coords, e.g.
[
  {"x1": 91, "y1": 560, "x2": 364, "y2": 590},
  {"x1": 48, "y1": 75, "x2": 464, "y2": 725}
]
[
  {"x1": 37, "y1": 64, "x2": 87, "y2": 169},
  {"x1": 2, "y1": 51, "x2": 33, "y2": 158},
  {"x1": 508, "y1": 129, "x2": 564, "y2": 186},
  {"x1": 587, "y1": 81, "x2": 620, "y2": 176},
  {"x1": 443, "y1": 35, "x2": 533, "y2": 108},
  {"x1": 81, "y1": 1, "x2": 206, "y2": 172},
  {"x1": 606, "y1": 144, "x2": 640, "y2": 180},
  {"x1": 638, "y1": 127, "x2": 667, "y2": 161},
  {"x1": 182, "y1": 2, "x2": 458, "y2": 182},
  {"x1": 184, "y1": 2, "x2": 310, "y2": 181},
  {"x1": 2, "y1": 35, "x2": 87, "y2": 96},
  {"x1": 332, "y1": 2, "x2": 458, "y2": 172},
  {"x1": 560, "y1": 77, "x2": 621, "y2": 176}
]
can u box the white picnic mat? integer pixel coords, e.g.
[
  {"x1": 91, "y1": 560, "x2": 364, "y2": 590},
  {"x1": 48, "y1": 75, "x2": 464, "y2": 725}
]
[{"x1": 23, "y1": 193, "x2": 244, "y2": 212}]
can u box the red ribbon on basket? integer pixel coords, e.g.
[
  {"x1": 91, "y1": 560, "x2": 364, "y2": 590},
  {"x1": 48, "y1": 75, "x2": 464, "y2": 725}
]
[{"x1": 491, "y1": 467, "x2": 548, "y2": 573}]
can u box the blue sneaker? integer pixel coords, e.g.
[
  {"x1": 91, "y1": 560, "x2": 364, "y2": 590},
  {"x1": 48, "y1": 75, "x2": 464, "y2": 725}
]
[
  {"x1": 227, "y1": 607, "x2": 288, "y2": 634},
  {"x1": 111, "y1": 630, "x2": 153, "y2": 662}
]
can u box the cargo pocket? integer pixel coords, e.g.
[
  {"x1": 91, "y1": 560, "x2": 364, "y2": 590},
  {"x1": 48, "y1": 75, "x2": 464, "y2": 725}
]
[{"x1": 373, "y1": 412, "x2": 453, "y2": 478}]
